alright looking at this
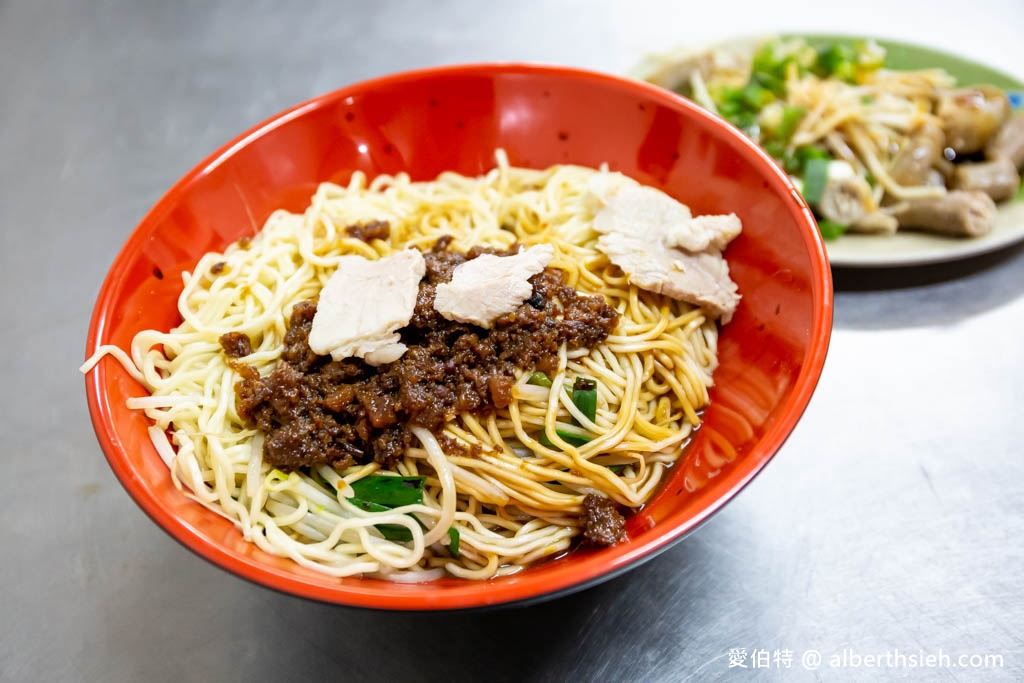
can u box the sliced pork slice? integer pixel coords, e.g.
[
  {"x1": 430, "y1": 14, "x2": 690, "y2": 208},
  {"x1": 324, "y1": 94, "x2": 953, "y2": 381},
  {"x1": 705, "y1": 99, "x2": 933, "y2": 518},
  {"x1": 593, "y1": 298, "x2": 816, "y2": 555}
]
[
  {"x1": 666, "y1": 213, "x2": 742, "y2": 252},
  {"x1": 308, "y1": 248, "x2": 426, "y2": 365},
  {"x1": 590, "y1": 175, "x2": 740, "y2": 251},
  {"x1": 597, "y1": 231, "x2": 739, "y2": 321},
  {"x1": 587, "y1": 172, "x2": 741, "y2": 322},
  {"x1": 433, "y1": 244, "x2": 554, "y2": 328},
  {"x1": 592, "y1": 180, "x2": 693, "y2": 243}
]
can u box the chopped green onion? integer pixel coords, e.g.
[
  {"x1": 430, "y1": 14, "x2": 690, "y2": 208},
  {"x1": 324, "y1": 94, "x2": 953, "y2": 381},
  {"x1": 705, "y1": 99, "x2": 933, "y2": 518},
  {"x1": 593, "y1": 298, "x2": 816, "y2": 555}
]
[
  {"x1": 778, "y1": 105, "x2": 805, "y2": 142},
  {"x1": 751, "y1": 42, "x2": 781, "y2": 73},
  {"x1": 853, "y1": 39, "x2": 886, "y2": 73},
  {"x1": 802, "y1": 158, "x2": 831, "y2": 205},
  {"x1": 348, "y1": 485, "x2": 428, "y2": 544},
  {"x1": 538, "y1": 429, "x2": 593, "y2": 449},
  {"x1": 349, "y1": 498, "x2": 391, "y2": 513},
  {"x1": 347, "y1": 476, "x2": 426, "y2": 543},
  {"x1": 348, "y1": 475, "x2": 425, "y2": 508},
  {"x1": 796, "y1": 145, "x2": 830, "y2": 165},
  {"x1": 344, "y1": 479, "x2": 423, "y2": 540},
  {"x1": 749, "y1": 40, "x2": 815, "y2": 96},
  {"x1": 763, "y1": 140, "x2": 787, "y2": 163},
  {"x1": 786, "y1": 145, "x2": 830, "y2": 175},
  {"x1": 750, "y1": 45, "x2": 787, "y2": 95},
  {"x1": 714, "y1": 86, "x2": 762, "y2": 134},
  {"x1": 570, "y1": 378, "x2": 598, "y2": 423},
  {"x1": 740, "y1": 82, "x2": 774, "y2": 110},
  {"x1": 817, "y1": 219, "x2": 849, "y2": 240},
  {"x1": 815, "y1": 42, "x2": 858, "y2": 82},
  {"x1": 535, "y1": 377, "x2": 602, "y2": 449},
  {"x1": 374, "y1": 524, "x2": 414, "y2": 542},
  {"x1": 527, "y1": 371, "x2": 552, "y2": 388},
  {"x1": 608, "y1": 465, "x2": 626, "y2": 474},
  {"x1": 752, "y1": 70, "x2": 785, "y2": 97},
  {"x1": 447, "y1": 527, "x2": 461, "y2": 558},
  {"x1": 349, "y1": 500, "x2": 415, "y2": 542},
  {"x1": 348, "y1": 498, "x2": 427, "y2": 533}
]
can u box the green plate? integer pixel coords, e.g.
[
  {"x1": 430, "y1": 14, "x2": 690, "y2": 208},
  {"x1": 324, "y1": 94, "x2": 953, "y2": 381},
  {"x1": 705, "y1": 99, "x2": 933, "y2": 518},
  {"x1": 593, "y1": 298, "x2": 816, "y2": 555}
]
[{"x1": 785, "y1": 35, "x2": 1024, "y2": 267}]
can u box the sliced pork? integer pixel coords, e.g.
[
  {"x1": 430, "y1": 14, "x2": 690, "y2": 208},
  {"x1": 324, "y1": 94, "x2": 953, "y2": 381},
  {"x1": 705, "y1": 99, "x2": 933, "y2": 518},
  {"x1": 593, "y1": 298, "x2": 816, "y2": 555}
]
[
  {"x1": 433, "y1": 244, "x2": 554, "y2": 328},
  {"x1": 588, "y1": 172, "x2": 741, "y2": 322},
  {"x1": 308, "y1": 249, "x2": 426, "y2": 365}
]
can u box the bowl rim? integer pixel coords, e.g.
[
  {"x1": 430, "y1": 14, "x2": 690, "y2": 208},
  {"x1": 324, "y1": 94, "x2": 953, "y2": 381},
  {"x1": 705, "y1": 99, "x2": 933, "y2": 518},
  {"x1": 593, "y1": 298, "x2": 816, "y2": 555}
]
[{"x1": 84, "y1": 61, "x2": 833, "y2": 610}]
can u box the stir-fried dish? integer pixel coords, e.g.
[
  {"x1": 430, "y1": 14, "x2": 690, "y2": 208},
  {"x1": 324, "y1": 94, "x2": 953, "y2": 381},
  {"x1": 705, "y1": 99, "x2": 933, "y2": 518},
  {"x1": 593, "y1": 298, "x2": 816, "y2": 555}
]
[{"x1": 642, "y1": 37, "x2": 1024, "y2": 239}]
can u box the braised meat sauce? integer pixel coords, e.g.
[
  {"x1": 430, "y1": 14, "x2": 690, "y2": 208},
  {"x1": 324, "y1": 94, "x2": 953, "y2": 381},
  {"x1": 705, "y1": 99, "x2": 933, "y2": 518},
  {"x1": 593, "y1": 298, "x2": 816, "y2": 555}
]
[
  {"x1": 581, "y1": 493, "x2": 629, "y2": 546},
  {"x1": 230, "y1": 240, "x2": 619, "y2": 482},
  {"x1": 345, "y1": 220, "x2": 391, "y2": 242},
  {"x1": 218, "y1": 331, "x2": 252, "y2": 358}
]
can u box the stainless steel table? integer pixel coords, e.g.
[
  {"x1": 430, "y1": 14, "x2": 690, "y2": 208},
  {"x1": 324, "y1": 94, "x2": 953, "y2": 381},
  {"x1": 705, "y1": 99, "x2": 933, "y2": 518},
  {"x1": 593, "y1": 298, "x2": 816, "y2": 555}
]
[{"x1": 3, "y1": 1, "x2": 1022, "y2": 680}]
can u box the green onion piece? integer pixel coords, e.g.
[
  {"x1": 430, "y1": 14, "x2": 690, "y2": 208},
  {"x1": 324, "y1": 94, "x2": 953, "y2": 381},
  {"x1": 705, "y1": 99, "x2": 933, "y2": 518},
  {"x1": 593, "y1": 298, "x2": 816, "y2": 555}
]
[
  {"x1": 349, "y1": 498, "x2": 391, "y2": 513},
  {"x1": 349, "y1": 499, "x2": 416, "y2": 542},
  {"x1": 375, "y1": 524, "x2": 414, "y2": 542},
  {"x1": 608, "y1": 465, "x2": 626, "y2": 474},
  {"x1": 527, "y1": 371, "x2": 552, "y2": 388},
  {"x1": 777, "y1": 105, "x2": 805, "y2": 142},
  {"x1": 714, "y1": 86, "x2": 760, "y2": 134},
  {"x1": 751, "y1": 44, "x2": 787, "y2": 95},
  {"x1": 751, "y1": 44, "x2": 779, "y2": 76},
  {"x1": 740, "y1": 82, "x2": 774, "y2": 110},
  {"x1": 802, "y1": 158, "x2": 831, "y2": 205},
  {"x1": 538, "y1": 429, "x2": 593, "y2": 449},
  {"x1": 781, "y1": 150, "x2": 803, "y2": 175},
  {"x1": 348, "y1": 475, "x2": 425, "y2": 508},
  {"x1": 817, "y1": 219, "x2": 849, "y2": 240},
  {"x1": 447, "y1": 527, "x2": 461, "y2": 558},
  {"x1": 570, "y1": 379, "x2": 598, "y2": 423},
  {"x1": 763, "y1": 140, "x2": 787, "y2": 164},
  {"x1": 853, "y1": 39, "x2": 886, "y2": 73},
  {"x1": 796, "y1": 145, "x2": 830, "y2": 168},
  {"x1": 349, "y1": 498, "x2": 428, "y2": 532},
  {"x1": 788, "y1": 145, "x2": 830, "y2": 175},
  {"x1": 815, "y1": 43, "x2": 857, "y2": 82},
  {"x1": 749, "y1": 39, "x2": 814, "y2": 96},
  {"x1": 752, "y1": 70, "x2": 785, "y2": 97}
]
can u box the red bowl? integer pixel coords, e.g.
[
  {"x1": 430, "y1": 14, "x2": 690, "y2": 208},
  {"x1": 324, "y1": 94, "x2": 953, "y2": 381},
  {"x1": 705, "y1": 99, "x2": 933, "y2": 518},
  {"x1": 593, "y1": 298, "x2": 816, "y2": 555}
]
[{"x1": 84, "y1": 63, "x2": 832, "y2": 610}]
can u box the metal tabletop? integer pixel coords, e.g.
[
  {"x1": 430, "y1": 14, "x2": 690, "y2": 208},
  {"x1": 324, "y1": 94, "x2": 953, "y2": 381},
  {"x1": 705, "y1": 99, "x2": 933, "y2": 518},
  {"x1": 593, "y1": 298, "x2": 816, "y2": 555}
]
[{"x1": 3, "y1": 1, "x2": 1022, "y2": 680}]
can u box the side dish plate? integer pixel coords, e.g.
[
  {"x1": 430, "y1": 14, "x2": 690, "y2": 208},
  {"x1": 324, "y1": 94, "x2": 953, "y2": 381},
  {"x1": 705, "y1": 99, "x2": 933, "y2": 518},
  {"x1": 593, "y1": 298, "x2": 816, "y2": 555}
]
[
  {"x1": 636, "y1": 34, "x2": 1024, "y2": 268},
  {"x1": 801, "y1": 36, "x2": 1024, "y2": 267}
]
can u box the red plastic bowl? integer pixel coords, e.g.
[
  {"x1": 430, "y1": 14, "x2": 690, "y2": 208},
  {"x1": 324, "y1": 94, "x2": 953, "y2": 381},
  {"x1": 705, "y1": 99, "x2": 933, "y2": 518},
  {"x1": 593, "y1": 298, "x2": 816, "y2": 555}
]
[{"x1": 84, "y1": 63, "x2": 832, "y2": 610}]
